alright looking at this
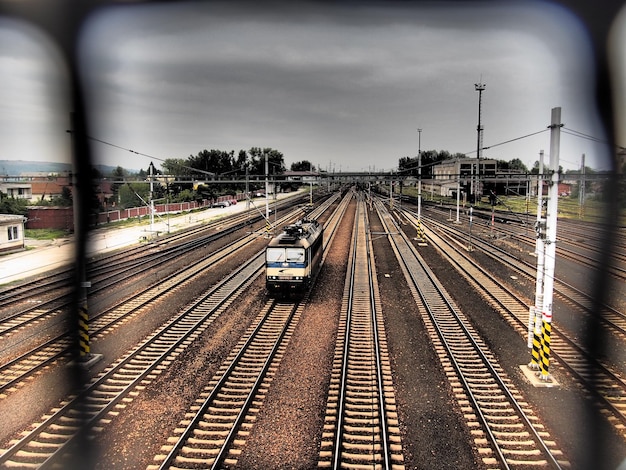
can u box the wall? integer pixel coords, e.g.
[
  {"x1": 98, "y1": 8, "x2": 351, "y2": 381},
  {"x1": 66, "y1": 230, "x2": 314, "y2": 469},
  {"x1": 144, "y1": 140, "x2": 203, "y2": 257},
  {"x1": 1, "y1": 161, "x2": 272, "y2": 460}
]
[{"x1": 26, "y1": 207, "x2": 74, "y2": 231}]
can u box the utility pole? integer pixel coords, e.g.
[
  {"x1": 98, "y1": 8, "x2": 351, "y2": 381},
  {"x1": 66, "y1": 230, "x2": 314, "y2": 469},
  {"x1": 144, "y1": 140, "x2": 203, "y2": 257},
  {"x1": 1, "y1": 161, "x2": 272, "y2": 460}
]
[
  {"x1": 264, "y1": 152, "x2": 270, "y2": 237},
  {"x1": 529, "y1": 150, "x2": 545, "y2": 371},
  {"x1": 579, "y1": 154, "x2": 586, "y2": 218},
  {"x1": 535, "y1": 107, "x2": 562, "y2": 383},
  {"x1": 417, "y1": 128, "x2": 422, "y2": 220},
  {"x1": 538, "y1": 107, "x2": 562, "y2": 382},
  {"x1": 474, "y1": 81, "x2": 486, "y2": 204},
  {"x1": 148, "y1": 161, "x2": 155, "y2": 235},
  {"x1": 69, "y1": 113, "x2": 101, "y2": 369},
  {"x1": 417, "y1": 128, "x2": 424, "y2": 241}
]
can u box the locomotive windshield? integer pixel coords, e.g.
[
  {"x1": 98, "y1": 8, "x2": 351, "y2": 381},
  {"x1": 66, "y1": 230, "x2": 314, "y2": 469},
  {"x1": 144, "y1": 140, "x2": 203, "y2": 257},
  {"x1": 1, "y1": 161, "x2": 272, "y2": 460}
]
[
  {"x1": 266, "y1": 248, "x2": 305, "y2": 263},
  {"x1": 286, "y1": 248, "x2": 305, "y2": 263},
  {"x1": 266, "y1": 248, "x2": 285, "y2": 262}
]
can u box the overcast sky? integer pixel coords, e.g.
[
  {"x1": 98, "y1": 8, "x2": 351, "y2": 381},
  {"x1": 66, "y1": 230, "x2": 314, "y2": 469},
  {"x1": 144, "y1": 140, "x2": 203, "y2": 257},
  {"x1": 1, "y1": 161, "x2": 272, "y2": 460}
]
[{"x1": 1, "y1": 1, "x2": 624, "y2": 174}]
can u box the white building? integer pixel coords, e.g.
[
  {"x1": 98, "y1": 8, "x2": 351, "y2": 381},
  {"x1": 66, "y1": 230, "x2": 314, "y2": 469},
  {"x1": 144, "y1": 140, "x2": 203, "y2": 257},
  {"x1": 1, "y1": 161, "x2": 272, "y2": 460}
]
[
  {"x1": 0, "y1": 214, "x2": 26, "y2": 253},
  {"x1": 433, "y1": 158, "x2": 497, "y2": 197}
]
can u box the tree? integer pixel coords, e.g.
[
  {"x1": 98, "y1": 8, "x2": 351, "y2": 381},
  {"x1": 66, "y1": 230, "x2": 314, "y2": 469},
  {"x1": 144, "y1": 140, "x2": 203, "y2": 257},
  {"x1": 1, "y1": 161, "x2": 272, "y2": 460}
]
[
  {"x1": 108, "y1": 166, "x2": 128, "y2": 204},
  {"x1": 49, "y1": 186, "x2": 73, "y2": 207},
  {"x1": 118, "y1": 183, "x2": 151, "y2": 209},
  {"x1": 291, "y1": 160, "x2": 315, "y2": 171},
  {"x1": 532, "y1": 160, "x2": 563, "y2": 174},
  {"x1": 162, "y1": 158, "x2": 194, "y2": 178},
  {"x1": 234, "y1": 150, "x2": 249, "y2": 175},
  {"x1": 398, "y1": 150, "x2": 455, "y2": 178},
  {"x1": 188, "y1": 149, "x2": 235, "y2": 178},
  {"x1": 498, "y1": 158, "x2": 528, "y2": 173},
  {"x1": 247, "y1": 147, "x2": 286, "y2": 176},
  {"x1": 0, "y1": 193, "x2": 28, "y2": 215}
]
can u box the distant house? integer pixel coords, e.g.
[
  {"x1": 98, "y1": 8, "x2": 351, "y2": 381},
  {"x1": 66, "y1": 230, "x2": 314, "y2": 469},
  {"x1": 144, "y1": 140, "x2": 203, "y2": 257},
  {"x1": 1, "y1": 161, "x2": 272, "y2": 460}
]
[
  {"x1": 0, "y1": 181, "x2": 32, "y2": 200},
  {"x1": 0, "y1": 173, "x2": 72, "y2": 202},
  {"x1": 0, "y1": 214, "x2": 26, "y2": 253},
  {"x1": 433, "y1": 158, "x2": 498, "y2": 197},
  {"x1": 95, "y1": 179, "x2": 115, "y2": 207},
  {"x1": 30, "y1": 176, "x2": 72, "y2": 202}
]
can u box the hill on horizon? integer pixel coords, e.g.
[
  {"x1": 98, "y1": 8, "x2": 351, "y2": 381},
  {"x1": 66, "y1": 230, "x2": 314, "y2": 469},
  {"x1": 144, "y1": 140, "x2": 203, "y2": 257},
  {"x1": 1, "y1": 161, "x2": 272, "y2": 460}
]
[{"x1": 0, "y1": 160, "x2": 138, "y2": 176}]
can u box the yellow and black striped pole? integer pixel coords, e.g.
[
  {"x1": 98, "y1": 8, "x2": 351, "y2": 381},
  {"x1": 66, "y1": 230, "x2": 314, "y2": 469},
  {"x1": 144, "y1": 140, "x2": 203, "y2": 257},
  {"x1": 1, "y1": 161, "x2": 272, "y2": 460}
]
[
  {"x1": 79, "y1": 301, "x2": 90, "y2": 357},
  {"x1": 539, "y1": 310, "x2": 553, "y2": 380},
  {"x1": 528, "y1": 306, "x2": 542, "y2": 371},
  {"x1": 265, "y1": 219, "x2": 271, "y2": 238},
  {"x1": 79, "y1": 281, "x2": 91, "y2": 358},
  {"x1": 418, "y1": 219, "x2": 425, "y2": 241}
]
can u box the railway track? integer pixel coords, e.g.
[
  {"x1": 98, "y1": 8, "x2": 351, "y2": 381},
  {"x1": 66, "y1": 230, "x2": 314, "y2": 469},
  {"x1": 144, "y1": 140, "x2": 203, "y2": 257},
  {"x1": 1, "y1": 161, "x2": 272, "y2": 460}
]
[
  {"x1": 0, "y1": 206, "x2": 306, "y2": 397},
  {"x1": 150, "y1": 298, "x2": 305, "y2": 469},
  {"x1": 0, "y1": 191, "x2": 311, "y2": 315},
  {"x1": 401, "y1": 209, "x2": 626, "y2": 440},
  {"x1": 0, "y1": 190, "x2": 347, "y2": 467},
  {"x1": 431, "y1": 204, "x2": 626, "y2": 281},
  {"x1": 424, "y1": 202, "x2": 626, "y2": 279},
  {"x1": 420, "y1": 211, "x2": 626, "y2": 340},
  {"x1": 375, "y1": 200, "x2": 568, "y2": 469},
  {"x1": 318, "y1": 198, "x2": 405, "y2": 469},
  {"x1": 140, "y1": 189, "x2": 353, "y2": 469},
  {"x1": 0, "y1": 250, "x2": 264, "y2": 468},
  {"x1": 0, "y1": 209, "x2": 261, "y2": 340}
]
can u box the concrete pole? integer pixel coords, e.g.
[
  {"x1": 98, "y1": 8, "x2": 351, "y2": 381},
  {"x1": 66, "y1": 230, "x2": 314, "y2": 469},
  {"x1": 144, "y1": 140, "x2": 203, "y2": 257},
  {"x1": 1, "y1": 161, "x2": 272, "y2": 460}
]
[
  {"x1": 149, "y1": 161, "x2": 155, "y2": 234},
  {"x1": 529, "y1": 150, "x2": 545, "y2": 367},
  {"x1": 417, "y1": 129, "x2": 422, "y2": 222},
  {"x1": 539, "y1": 107, "x2": 562, "y2": 381},
  {"x1": 265, "y1": 153, "x2": 270, "y2": 236},
  {"x1": 579, "y1": 154, "x2": 586, "y2": 217},
  {"x1": 456, "y1": 159, "x2": 461, "y2": 223}
]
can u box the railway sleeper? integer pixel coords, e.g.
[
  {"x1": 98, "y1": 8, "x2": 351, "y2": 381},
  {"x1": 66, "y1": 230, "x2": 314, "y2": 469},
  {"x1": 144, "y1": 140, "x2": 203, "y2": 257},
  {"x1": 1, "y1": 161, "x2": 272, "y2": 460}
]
[
  {"x1": 339, "y1": 452, "x2": 383, "y2": 466},
  {"x1": 180, "y1": 445, "x2": 220, "y2": 456},
  {"x1": 343, "y1": 424, "x2": 381, "y2": 433},
  {"x1": 342, "y1": 442, "x2": 382, "y2": 452},
  {"x1": 343, "y1": 411, "x2": 379, "y2": 421},
  {"x1": 186, "y1": 437, "x2": 225, "y2": 446},
  {"x1": 191, "y1": 427, "x2": 230, "y2": 436},
  {"x1": 174, "y1": 455, "x2": 217, "y2": 465}
]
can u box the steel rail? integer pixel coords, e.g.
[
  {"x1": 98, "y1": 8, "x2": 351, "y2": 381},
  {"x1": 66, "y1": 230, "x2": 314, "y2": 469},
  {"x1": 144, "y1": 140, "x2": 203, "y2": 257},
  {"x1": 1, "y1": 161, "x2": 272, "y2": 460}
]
[
  {"x1": 0, "y1": 253, "x2": 265, "y2": 468},
  {"x1": 420, "y1": 210, "x2": 626, "y2": 334},
  {"x1": 408, "y1": 210, "x2": 626, "y2": 433},
  {"x1": 329, "y1": 198, "x2": 398, "y2": 469},
  {"x1": 376, "y1": 199, "x2": 564, "y2": 469}
]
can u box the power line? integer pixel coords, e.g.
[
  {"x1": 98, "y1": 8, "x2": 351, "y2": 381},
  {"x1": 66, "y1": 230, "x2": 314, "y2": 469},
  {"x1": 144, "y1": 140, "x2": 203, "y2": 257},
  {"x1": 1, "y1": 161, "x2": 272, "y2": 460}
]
[
  {"x1": 464, "y1": 128, "x2": 549, "y2": 156},
  {"x1": 67, "y1": 131, "x2": 215, "y2": 177},
  {"x1": 562, "y1": 127, "x2": 625, "y2": 151}
]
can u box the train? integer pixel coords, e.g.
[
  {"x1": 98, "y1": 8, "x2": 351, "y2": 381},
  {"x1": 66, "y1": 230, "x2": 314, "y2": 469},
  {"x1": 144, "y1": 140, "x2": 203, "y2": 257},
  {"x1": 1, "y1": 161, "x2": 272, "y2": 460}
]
[{"x1": 265, "y1": 218, "x2": 324, "y2": 296}]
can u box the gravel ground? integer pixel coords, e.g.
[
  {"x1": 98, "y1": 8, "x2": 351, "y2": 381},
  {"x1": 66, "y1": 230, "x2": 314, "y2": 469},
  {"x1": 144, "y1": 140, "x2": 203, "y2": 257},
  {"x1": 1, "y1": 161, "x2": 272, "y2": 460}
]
[
  {"x1": 232, "y1": 199, "x2": 355, "y2": 469},
  {"x1": 370, "y1": 209, "x2": 481, "y2": 470},
  {"x1": 0, "y1": 227, "x2": 268, "y2": 459},
  {"x1": 5, "y1": 197, "x2": 626, "y2": 469},
  {"x1": 94, "y1": 274, "x2": 266, "y2": 469},
  {"x1": 420, "y1": 211, "x2": 626, "y2": 469}
]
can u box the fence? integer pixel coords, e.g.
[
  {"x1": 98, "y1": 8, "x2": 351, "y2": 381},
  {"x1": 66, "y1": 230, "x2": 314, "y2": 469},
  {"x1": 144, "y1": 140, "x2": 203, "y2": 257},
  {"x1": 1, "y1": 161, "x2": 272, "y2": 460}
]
[{"x1": 96, "y1": 199, "x2": 211, "y2": 225}]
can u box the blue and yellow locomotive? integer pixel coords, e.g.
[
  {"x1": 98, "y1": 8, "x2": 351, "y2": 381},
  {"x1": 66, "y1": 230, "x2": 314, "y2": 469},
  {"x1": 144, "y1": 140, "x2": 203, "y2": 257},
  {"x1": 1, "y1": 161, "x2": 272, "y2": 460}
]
[{"x1": 265, "y1": 219, "x2": 323, "y2": 295}]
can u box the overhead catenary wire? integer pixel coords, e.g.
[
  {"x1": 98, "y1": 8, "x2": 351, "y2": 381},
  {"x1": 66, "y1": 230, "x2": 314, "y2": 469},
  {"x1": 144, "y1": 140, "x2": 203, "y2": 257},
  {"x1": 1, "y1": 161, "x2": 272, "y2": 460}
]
[
  {"x1": 66, "y1": 130, "x2": 216, "y2": 177},
  {"x1": 464, "y1": 128, "x2": 550, "y2": 156},
  {"x1": 562, "y1": 127, "x2": 626, "y2": 151}
]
